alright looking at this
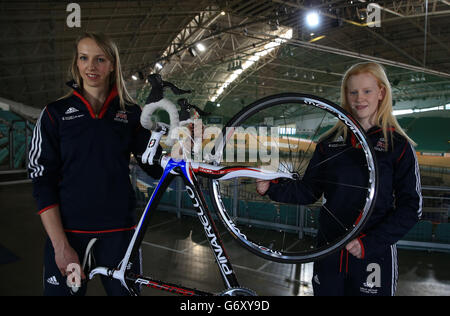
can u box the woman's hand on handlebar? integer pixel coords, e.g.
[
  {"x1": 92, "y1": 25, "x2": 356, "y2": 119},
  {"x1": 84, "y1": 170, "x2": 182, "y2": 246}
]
[{"x1": 54, "y1": 241, "x2": 86, "y2": 280}]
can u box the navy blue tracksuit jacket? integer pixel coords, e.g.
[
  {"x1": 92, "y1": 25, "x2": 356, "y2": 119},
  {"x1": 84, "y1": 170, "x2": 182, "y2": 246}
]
[
  {"x1": 28, "y1": 81, "x2": 163, "y2": 295},
  {"x1": 266, "y1": 127, "x2": 422, "y2": 295},
  {"x1": 28, "y1": 81, "x2": 162, "y2": 232}
]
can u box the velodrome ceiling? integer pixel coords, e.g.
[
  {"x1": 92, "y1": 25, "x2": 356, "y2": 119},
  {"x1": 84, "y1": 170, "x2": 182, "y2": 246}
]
[{"x1": 1, "y1": 0, "x2": 449, "y2": 120}]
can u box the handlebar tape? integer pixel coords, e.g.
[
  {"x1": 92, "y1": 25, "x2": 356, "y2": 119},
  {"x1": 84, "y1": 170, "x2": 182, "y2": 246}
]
[{"x1": 140, "y1": 98, "x2": 180, "y2": 146}]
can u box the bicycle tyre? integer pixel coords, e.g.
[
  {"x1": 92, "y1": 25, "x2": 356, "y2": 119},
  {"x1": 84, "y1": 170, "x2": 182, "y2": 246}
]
[{"x1": 208, "y1": 93, "x2": 378, "y2": 263}]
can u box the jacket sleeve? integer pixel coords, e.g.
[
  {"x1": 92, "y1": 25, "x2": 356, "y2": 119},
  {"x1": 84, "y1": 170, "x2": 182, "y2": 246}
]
[
  {"x1": 28, "y1": 107, "x2": 61, "y2": 214},
  {"x1": 131, "y1": 108, "x2": 163, "y2": 179},
  {"x1": 266, "y1": 143, "x2": 325, "y2": 205},
  {"x1": 360, "y1": 141, "x2": 422, "y2": 258}
]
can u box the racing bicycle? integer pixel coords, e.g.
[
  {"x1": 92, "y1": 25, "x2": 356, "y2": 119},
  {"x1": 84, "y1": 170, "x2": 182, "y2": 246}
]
[{"x1": 87, "y1": 74, "x2": 378, "y2": 296}]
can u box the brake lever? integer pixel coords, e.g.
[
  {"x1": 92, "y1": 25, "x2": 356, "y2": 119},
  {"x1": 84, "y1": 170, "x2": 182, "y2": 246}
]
[
  {"x1": 163, "y1": 81, "x2": 192, "y2": 95},
  {"x1": 145, "y1": 74, "x2": 192, "y2": 104},
  {"x1": 178, "y1": 98, "x2": 211, "y2": 121}
]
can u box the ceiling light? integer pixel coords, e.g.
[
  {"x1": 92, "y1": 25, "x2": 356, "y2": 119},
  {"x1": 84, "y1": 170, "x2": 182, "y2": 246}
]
[
  {"x1": 306, "y1": 11, "x2": 320, "y2": 28},
  {"x1": 309, "y1": 35, "x2": 326, "y2": 43},
  {"x1": 132, "y1": 71, "x2": 144, "y2": 80},
  {"x1": 196, "y1": 43, "x2": 206, "y2": 52},
  {"x1": 155, "y1": 63, "x2": 163, "y2": 70},
  {"x1": 210, "y1": 28, "x2": 293, "y2": 102},
  {"x1": 188, "y1": 47, "x2": 197, "y2": 57}
]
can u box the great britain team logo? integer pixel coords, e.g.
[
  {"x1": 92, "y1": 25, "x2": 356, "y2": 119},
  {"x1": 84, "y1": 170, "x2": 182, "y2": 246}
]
[
  {"x1": 114, "y1": 111, "x2": 128, "y2": 123},
  {"x1": 374, "y1": 138, "x2": 387, "y2": 151}
]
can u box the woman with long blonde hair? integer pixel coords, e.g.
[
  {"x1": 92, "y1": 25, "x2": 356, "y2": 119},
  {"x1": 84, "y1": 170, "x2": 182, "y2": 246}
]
[
  {"x1": 29, "y1": 32, "x2": 162, "y2": 296},
  {"x1": 63, "y1": 32, "x2": 134, "y2": 111},
  {"x1": 324, "y1": 62, "x2": 415, "y2": 148},
  {"x1": 257, "y1": 61, "x2": 422, "y2": 296}
]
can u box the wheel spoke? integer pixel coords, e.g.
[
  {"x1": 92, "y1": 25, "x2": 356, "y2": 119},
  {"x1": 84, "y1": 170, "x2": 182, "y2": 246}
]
[{"x1": 209, "y1": 93, "x2": 377, "y2": 263}]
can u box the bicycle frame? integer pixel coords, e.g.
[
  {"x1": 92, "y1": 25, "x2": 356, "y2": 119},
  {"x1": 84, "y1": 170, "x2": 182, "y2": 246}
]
[{"x1": 89, "y1": 155, "x2": 293, "y2": 296}]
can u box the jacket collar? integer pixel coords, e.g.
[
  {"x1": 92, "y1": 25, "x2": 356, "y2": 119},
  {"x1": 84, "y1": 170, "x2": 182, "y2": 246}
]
[
  {"x1": 349, "y1": 126, "x2": 396, "y2": 149},
  {"x1": 66, "y1": 80, "x2": 118, "y2": 119},
  {"x1": 366, "y1": 126, "x2": 396, "y2": 136}
]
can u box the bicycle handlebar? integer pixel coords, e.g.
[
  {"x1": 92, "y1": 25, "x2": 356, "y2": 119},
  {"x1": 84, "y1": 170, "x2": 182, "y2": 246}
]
[
  {"x1": 140, "y1": 74, "x2": 200, "y2": 163},
  {"x1": 140, "y1": 98, "x2": 179, "y2": 134},
  {"x1": 145, "y1": 74, "x2": 191, "y2": 104},
  {"x1": 140, "y1": 74, "x2": 193, "y2": 145}
]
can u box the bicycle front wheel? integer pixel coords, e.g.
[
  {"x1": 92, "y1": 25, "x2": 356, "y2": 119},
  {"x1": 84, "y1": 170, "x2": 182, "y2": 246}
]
[{"x1": 208, "y1": 93, "x2": 378, "y2": 263}]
